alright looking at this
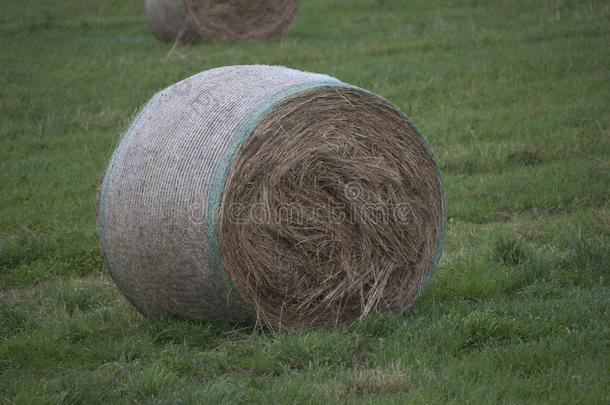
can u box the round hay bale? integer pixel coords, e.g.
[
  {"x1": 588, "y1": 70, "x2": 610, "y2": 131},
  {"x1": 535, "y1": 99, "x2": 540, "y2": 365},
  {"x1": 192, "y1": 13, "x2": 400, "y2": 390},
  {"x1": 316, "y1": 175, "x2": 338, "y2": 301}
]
[
  {"x1": 146, "y1": 0, "x2": 300, "y2": 43},
  {"x1": 145, "y1": 0, "x2": 199, "y2": 43},
  {"x1": 97, "y1": 65, "x2": 445, "y2": 329},
  {"x1": 182, "y1": 0, "x2": 301, "y2": 42}
]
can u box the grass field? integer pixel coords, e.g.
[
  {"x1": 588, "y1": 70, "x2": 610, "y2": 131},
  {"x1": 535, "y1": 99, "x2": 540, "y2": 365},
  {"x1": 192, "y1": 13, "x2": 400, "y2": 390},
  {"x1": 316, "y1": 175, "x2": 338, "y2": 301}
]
[{"x1": 1, "y1": 0, "x2": 609, "y2": 403}]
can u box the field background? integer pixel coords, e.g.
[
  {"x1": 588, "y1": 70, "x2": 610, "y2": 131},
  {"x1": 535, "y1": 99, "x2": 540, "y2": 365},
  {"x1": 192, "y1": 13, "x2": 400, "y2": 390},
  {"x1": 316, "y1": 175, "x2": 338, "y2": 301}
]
[{"x1": 1, "y1": 0, "x2": 608, "y2": 403}]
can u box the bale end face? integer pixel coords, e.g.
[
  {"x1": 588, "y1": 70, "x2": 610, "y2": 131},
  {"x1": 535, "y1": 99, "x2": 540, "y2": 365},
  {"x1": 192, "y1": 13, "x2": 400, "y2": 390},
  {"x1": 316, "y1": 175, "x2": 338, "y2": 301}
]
[
  {"x1": 183, "y1": 0, "x2": 301, "y2": 41},
  {"x1": 146, "y1": 0, "x2": 200, "y2": 43},
  {"x1": 219, "y1": 86, "x2": 445, "y2": 329}
]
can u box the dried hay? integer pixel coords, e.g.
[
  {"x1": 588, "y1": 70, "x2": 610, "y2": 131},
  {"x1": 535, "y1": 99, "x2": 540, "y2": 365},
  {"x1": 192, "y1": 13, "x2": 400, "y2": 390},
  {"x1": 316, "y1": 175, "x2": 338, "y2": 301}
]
[
  {"x1": 97, "y1": 66, "x2": 445, "y2": 330},
  {"x1": 183, "y1": 0, "x2": 300, "y2": 41},
  {"x1": 219, "y1": 88, "x2": 444, "y2": 329},
  {"x1": 146, "y1": 0, "x2": 300, "y2": 42}
]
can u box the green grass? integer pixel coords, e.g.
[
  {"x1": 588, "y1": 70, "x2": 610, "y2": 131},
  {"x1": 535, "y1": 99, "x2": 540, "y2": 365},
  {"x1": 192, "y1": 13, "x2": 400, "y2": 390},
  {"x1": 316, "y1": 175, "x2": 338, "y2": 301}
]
[{"x1": 1, "y1": 0, "x2": 608, "y2": 403}]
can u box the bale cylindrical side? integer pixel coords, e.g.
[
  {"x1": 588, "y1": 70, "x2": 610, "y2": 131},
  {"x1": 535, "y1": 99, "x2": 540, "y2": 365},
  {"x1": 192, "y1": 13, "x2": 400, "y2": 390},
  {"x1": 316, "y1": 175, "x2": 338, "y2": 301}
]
[
  {"x1": 97, "y1": 65, "x2": 445, "y2": 329},
  {"x1": 145, "y1": 0, "x2": 199, "y2": 43}
]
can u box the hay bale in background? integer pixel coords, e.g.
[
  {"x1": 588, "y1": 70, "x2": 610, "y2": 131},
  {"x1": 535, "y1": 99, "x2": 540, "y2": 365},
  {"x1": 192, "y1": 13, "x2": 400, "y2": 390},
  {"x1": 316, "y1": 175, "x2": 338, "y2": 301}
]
[
  {"x1": 183, "y1": 0, "x2": 301, "y2": 42},
  {"x1": 145, "y1": 0, "x2": 199, "y2": 43},
  {"x1": 146, "y1": 0, "x2": 301, "y2": 43},
  {"x1": 97, "y1": 65, "x2": 445, "y2": 329}
]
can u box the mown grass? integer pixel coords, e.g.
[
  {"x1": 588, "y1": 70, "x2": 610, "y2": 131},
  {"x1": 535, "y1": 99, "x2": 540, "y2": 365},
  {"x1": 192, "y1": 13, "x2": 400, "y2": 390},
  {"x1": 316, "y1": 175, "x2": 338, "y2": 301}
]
[{"x1": 1, "y1": 0, "x2": 608, "y2": 403}]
